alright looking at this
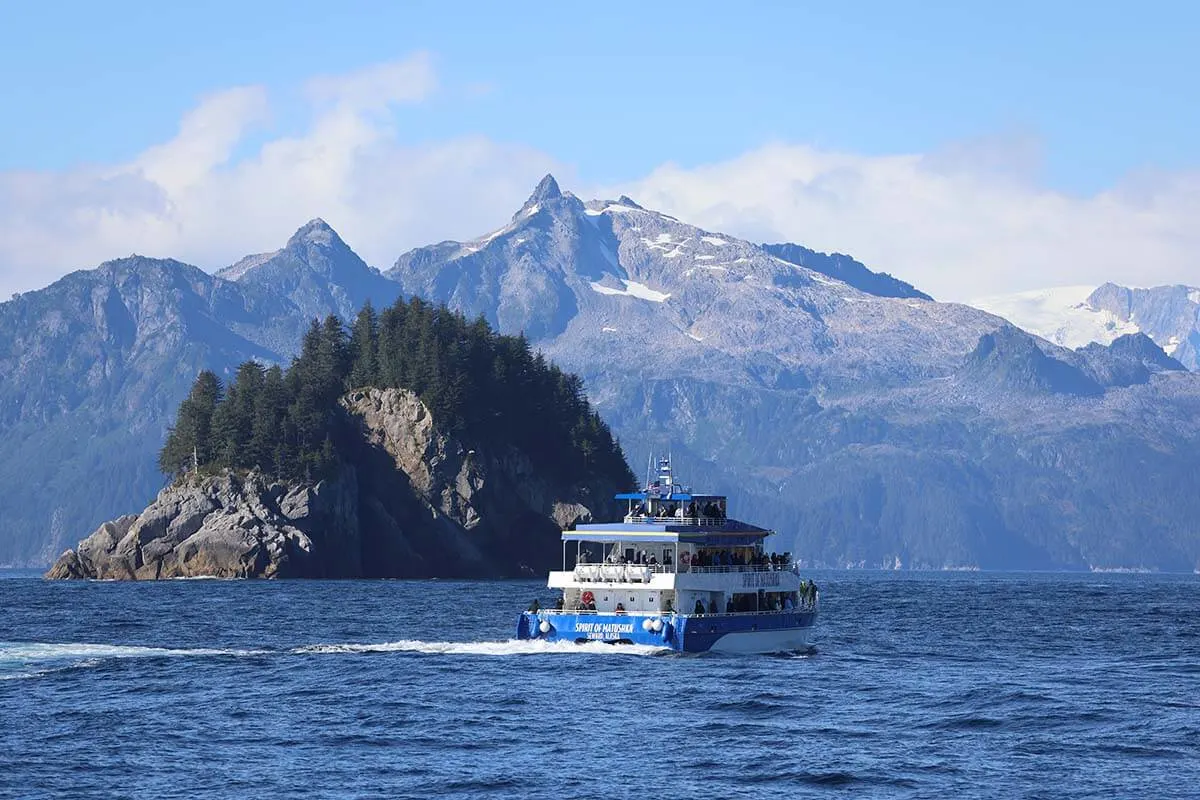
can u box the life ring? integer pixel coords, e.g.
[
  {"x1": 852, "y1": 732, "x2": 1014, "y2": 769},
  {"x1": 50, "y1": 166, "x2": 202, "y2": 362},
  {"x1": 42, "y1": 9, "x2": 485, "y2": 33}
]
[{"x1": 581, "y1": 591, "x2": 595, "y2": 605}]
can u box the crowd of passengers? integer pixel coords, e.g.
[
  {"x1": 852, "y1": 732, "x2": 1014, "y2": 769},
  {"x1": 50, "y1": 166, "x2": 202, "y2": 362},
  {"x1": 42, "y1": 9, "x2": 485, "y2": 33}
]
[
  {"x1": 577, "y1": 549, "x2": 793, "y2": 569},
  {"x1": 691, "y1": 582, "x2": 820, "y2": 615},
  {"x1": 687, "y1": 550, "x2": 793, "y2": 569},
  {"x1": 630, "y1": 501, "x2": 726, "y2": 520}
]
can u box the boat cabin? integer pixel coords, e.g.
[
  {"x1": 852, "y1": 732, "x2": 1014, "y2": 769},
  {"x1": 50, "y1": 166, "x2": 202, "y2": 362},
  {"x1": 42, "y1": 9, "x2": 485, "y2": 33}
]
[
  {"x1": 616, "y1": 456, "x2": 728, "y2": 526},
  {"x1": 550, "y1": 525, "x2": 802, "y2": 619}
]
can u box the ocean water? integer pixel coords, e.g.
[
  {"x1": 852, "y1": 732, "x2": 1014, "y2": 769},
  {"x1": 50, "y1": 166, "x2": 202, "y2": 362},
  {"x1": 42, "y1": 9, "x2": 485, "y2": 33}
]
[{"x1": 1, "y1": 571, "x2": 1197, "y2": 799}]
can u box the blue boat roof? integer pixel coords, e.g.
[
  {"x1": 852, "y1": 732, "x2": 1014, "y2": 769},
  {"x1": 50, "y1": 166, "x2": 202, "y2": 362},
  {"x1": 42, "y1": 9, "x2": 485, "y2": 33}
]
[{"x1": 615, "y1": 492, "x2": 725, "y2": 501}]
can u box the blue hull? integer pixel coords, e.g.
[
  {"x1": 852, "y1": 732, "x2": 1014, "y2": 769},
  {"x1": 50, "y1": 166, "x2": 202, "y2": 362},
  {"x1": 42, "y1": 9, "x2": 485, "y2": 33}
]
[{"x1": 515, "y1": 611, "x2": 817, "y2": 653}]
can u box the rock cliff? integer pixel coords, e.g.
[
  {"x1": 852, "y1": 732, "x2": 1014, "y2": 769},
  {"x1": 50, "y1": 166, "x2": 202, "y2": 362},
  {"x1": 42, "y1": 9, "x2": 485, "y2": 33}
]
[{"x1": 46, "y1": 388, "x2": 620, "y2": 579}]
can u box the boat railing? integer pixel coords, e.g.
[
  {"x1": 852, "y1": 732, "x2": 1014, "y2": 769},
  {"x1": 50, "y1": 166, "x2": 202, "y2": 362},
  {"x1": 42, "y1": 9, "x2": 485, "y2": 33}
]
[
  {"x1": 683, "y1": 564, "x2": 799, "y2": 574},
  {"x1": 571, "y1": 563, "x2": 801, "y2": 582},
  {"x1": 572, "y1": 564, "x2": 667, "y2": 583},
  {"x1": 623, "y1": 514, "x2": 727, "y2": 527}
]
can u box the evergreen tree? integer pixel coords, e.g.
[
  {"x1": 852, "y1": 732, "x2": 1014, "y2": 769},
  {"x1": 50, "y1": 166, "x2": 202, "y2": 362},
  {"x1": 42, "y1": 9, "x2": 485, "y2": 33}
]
[
  {"x1": 250, "y1": 365, "x2": 288, "y2": 475},
  {"x1": 348, "y1": 301, "x2": 380, "y2": 388},
  {"x1": 158, "y1": 371, "x2": 223, "y2": 477}
]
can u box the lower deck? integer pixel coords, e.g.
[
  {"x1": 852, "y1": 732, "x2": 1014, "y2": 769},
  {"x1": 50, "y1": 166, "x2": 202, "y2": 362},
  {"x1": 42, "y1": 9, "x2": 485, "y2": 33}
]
[{"x1": 516, "y1": 608, "x2": 817, "y2": 653}]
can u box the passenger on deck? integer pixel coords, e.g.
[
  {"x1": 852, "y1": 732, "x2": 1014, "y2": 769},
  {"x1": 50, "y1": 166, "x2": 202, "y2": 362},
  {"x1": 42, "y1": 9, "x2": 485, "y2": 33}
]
[
  {"x1": 554, "y1": 596, "x2": 564, "y2": 610},
  {"x1": 693, "y1": 599, "x2": 705, "y2": 616},
  {"x1": 725, "y1": 598, "x2": 734, "y2": 614},
  {"x1": 615, "y1": 603, "x2": 626, "y2": 615},
  {"x1": 528, "y1": 599, "x2": 540, "y2": 613},
  {"x1": 708, "y1": 599, "x2": 718, "y2": 615},
  {"x1": 783, "y1": 594, "x2": 794, "y2": 611}
]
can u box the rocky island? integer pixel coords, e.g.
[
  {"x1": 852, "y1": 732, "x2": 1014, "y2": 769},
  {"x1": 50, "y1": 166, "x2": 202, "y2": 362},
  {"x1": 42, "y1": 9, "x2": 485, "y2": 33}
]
[{"x1": 47, "y1": 299, "x2": 634, "y2": 579}]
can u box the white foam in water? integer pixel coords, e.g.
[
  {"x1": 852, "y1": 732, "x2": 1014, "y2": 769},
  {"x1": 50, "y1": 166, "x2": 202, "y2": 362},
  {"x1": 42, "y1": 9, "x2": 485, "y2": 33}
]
[
  {"x1": 0, "y1": 641, "x2": 268, "y2": 671},
  {"x1": 0, "y1": 639, "x2": 667, "y2": 679},
  {"x1": 293, "y1": 639, "x2": 671, "y2": 657}
]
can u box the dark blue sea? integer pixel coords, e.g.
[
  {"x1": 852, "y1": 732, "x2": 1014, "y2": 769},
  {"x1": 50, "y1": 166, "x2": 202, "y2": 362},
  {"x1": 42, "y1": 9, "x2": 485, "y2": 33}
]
[{"x1": 1, "y1": 571, "x2": 1197, "y2": 799}]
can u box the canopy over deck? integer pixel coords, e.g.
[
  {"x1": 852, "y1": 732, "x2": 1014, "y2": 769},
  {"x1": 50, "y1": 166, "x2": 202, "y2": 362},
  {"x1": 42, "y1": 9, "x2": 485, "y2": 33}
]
[
  {"x1": 564, "y1": 519, "x2": 773, "y2": 545},
  {"x1": 615, "y1": 491, "x2": 726, "y2": 502}
]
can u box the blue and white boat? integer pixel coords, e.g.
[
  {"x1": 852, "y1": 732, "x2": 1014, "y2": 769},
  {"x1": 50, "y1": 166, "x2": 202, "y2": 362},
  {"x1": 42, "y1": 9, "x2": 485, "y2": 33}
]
[{"x1": 516, "y1": 457, "x2": 819, "y2": 653}]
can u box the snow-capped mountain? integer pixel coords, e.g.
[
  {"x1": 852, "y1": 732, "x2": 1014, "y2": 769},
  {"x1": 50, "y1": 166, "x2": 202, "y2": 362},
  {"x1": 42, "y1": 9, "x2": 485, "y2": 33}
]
[
  {"x1": 972, "y1": 283, "x2": 1200, "y2": 370},
  {"x1": 389, "y1": 176, "x2": 1200, "y2": 571},
  {"x1": 3, "y1": 177, "x2": 1200, "y2": 571},
  {"x1": 389, "y1": 175, "x2": 1001, "y2": 390}
]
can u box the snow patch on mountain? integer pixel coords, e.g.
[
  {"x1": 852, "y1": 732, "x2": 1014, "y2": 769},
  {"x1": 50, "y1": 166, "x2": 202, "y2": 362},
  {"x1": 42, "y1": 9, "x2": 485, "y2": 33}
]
[
  {"x1": 589, "y1": 280, "x2": 671, "y2": 302},
  {"x1": 971, "y1": 286, "x2": 1141, "y2": 349}
]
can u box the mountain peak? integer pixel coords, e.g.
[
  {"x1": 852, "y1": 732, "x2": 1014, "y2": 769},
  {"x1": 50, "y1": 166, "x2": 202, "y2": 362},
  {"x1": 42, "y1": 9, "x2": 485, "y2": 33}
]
[
  {"x1": 287, "y1": 218, "x2": 343, "y2": 249},
  {"x1": 529, "y1": 174, "x2": 562, "y2": 203},
  {"x1": 512, "y1": 174, "x2": 565, "y2": 222}
]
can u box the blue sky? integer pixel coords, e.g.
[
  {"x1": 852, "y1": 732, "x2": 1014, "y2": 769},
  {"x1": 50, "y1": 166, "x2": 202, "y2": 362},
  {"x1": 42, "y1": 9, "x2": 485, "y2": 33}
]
[{"x1": 0, "y1": 1, "x2": 1197, "y2": 299}]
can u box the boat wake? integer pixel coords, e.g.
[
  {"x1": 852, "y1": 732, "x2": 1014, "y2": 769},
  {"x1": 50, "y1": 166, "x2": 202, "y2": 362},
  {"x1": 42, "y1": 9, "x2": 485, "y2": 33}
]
[
  {"x1": 0, "y1": 641, "x2": 270, "y2": 681},
  {"x1": 0, "y1": 638, "x2": 670, "y2": 679}
]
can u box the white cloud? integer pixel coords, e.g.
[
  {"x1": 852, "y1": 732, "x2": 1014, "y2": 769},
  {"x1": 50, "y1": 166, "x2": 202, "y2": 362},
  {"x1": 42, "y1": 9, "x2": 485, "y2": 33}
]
[
  {"x1": 613, "y1": 142, "x2": 1200, "y2": 301},
  {"x1": 305, "y1": 52, "x2": 438, "y2": 112},
  {"x1": 1, "y1": 55, "x2": 1197, "y2": 304},
  {"x1": 0, "y1": 52, "x2": 558, "y2": 297},
  {"x1": 135, "y1": 85, "x2": 270, "y2": 194}
]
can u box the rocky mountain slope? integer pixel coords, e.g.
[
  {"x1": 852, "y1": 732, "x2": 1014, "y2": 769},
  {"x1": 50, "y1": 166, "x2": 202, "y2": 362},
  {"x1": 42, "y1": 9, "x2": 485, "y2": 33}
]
[
  {"x1": 972, "y1": 283, "x2": 1200, "y2": 370},
  {"x1": 219, "y1": 219, "x2": 401, "y2": 352},
  {"x1": 762, "y1": 243, "x2": 932, "y2": 301},
  {"x1": 47, "y1": 388, "x2": 621, "y2": 579},
  {"x1": 387, "y1": 176, "x2": 1200, "y2": 571},
  {"x1": 0, "y1": 223, "x2": 397, "y2": 567}
]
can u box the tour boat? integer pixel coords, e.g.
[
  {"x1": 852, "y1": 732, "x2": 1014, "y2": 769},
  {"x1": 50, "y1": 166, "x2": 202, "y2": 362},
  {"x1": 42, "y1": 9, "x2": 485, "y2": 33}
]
[{"x1": 515, "y1": 457, "x2": 819, "y2": 653}]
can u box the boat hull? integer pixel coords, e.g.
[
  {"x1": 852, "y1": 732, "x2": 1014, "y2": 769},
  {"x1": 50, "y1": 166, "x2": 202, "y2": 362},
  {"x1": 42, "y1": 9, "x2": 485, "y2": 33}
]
[{"x1": 515, "y1": 610, "x2": 816, "y2": 654}]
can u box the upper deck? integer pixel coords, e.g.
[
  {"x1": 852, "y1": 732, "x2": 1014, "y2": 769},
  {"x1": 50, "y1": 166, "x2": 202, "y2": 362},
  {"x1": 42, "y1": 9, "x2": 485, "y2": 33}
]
[
  {"x1": 565, "y1": 520, "x2": 772, "y2": 546},
  {"x1": 589, "y1": 455, "x2": 770, "y2": 539}
]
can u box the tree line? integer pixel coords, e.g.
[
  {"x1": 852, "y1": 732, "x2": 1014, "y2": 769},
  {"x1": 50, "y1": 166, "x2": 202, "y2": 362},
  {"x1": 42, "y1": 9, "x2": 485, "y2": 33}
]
[{"x1": 159, "y1": 298, "x2": 634, "y2": 489}]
